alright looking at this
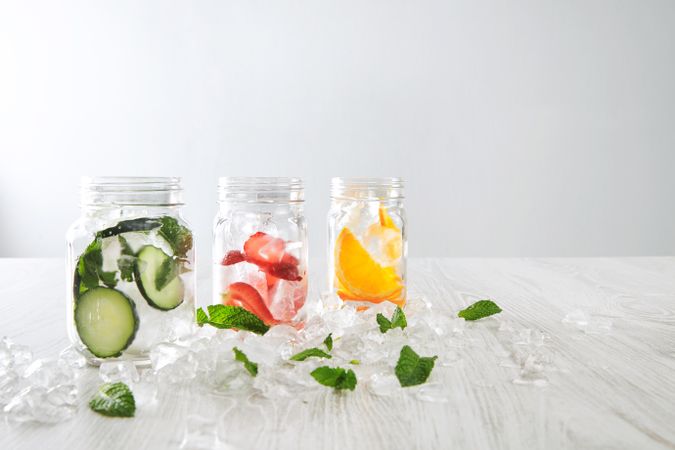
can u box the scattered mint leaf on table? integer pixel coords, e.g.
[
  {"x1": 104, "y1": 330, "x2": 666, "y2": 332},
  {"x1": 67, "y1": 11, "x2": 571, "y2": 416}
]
[
  {"x1": 89, "y1": 382, "x2": 136, "y2": 417},
  {"x1": 377, "y1": 306, "x2": 407, "y2": 333},
  {"x1": 233, "y1": 347, "x2": 258, "y2": 376},
  {"x1": 458, "y1": 300, "x2": 502, "y2": 321},
  {"x1": 323, "y1": 333, "x2": 333, "y2": 351},
  {"x1": 310, "y1": 366, "x2": 357, "y2": 391},
  {"x1": 290, "y1": 348, "x2": 332, "y2": 361},
  {"x1": 395, "y1": 345, "x2": 437, "y2": 387},
  {"x1": 349, "y1": 359, "x2": 360, "y2": 365},
  {"x1": 158, "y1": 216, "x2": 193, "y2": 258},
  {"x1": 195, "y1": 305, "x2": 269, "y2": 335}
]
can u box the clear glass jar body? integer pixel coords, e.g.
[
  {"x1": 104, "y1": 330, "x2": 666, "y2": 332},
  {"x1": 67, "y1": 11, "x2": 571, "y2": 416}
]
[
  {"x1": 328, "y1": 177, "x2": 407, "y2": 307},
  {"x1": 66, "y1": 177, "x2": 195, "y2": 366},
  {"x1": 213, "y1": 177, "x2": 308, "y2": 325}
]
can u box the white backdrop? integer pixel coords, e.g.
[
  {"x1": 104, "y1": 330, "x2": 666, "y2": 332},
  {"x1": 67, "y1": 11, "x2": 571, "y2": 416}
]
[{"x1": 1, "y1": 0, "x2": 674, "y2": 262}]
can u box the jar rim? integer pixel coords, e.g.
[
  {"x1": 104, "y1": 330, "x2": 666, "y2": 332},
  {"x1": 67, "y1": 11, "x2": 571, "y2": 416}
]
[
  {"x1": 218, "y1": 177, "x2": 304, "y2": 204},
  {"x1": 331, "y1": 177, "x2": 404, "y2": 200},
  {"x1": 80, "y1": 176, "x2": 183, "y2": 206}
]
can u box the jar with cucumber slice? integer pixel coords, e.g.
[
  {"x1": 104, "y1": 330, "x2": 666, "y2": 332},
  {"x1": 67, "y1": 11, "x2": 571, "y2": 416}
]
[{"x1": 66, "y1": 177, "x2": 195, "y2": 366}]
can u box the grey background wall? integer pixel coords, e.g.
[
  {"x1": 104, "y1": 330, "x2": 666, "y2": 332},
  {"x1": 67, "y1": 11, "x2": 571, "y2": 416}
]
[{"x1": 1, "y1": 0, "x2": 674, "y2": 263}]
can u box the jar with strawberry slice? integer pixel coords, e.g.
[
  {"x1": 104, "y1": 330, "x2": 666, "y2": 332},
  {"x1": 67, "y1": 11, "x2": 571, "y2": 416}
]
[{"x1": 213, "y1": 177, "x2": 308, "y2": 326}]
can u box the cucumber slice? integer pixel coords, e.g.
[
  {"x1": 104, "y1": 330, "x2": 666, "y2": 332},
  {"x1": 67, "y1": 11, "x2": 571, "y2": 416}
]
[
  {"x1": 98, "y1": 218, "x2": 162, "y2": 238},
  {"x1": 75, "y1": 287, "x2": 138, "y2": 358},
  {"x1": 135, "y1": 245, "x2": 184, "y2": 311}
]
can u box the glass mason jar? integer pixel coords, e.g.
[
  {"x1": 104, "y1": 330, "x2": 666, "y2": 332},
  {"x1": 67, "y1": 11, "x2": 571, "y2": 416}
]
[
  {"x1": 328, "y1": 177, "x2": 407, "y2": 307},
  {"x1": 213, "y1": 177, "x2": 308, "y2": 325},
  {"x1": 66, "y1": 177, "x2": 195, "y2": 366}
]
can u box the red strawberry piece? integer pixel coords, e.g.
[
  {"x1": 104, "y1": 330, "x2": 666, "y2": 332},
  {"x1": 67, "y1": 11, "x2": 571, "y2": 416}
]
[
  {"x1": 243, "y1": 232, "x2": 286, "y2": 266},
  {"x1": 243, "y1": 232, "x2": 301, "y2": 281},
  {"x1": 221, "y1": 250, "x2": 245, "y2": 266},
  {"x1": 266, "y1": 273, "x2": 279, "y2": 290},
  {"x1": 224, "y1": 282, "x2": 277, "y2": 325},
  {"x1": 266, "y1": 261, "x2": 302, "y2": 282}
]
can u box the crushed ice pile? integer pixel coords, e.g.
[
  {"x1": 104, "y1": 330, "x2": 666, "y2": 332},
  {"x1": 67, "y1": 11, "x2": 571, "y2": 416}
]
[
  {"x1": 1, "y1": 338, "x2": 85, "y2": 424},
  {"x1": 3, "y1": 295, "x2": 608, "y2": 427}
]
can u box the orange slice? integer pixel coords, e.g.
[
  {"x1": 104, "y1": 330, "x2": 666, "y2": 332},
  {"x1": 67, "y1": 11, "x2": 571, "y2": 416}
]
[{"x1": 334, "y1": 227, "x2": 403, "y2": 300}]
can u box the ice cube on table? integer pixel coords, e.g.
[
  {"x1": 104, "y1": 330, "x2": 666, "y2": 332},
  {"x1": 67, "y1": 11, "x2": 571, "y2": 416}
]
[
  {"x1": 58, "y1": 346, "x2": 87, "y2": 370},
  {"x1": 22, "y1": 359, "x2": 74, "y2": 389},
  {"x1": 367, "y1": 373, "x2": 400, "y2": 397},
  {"x1": 150, "y1": 343, "x2": 197, "y2": 384},
  {"x1": 1, "y1": 337, "x2": 33, "y2": 370},
  {"x1": 4, "y1": 386, "x2": 77, "y2": 424},
  {"x1": 99, "y1": 361, "x2": 140, "y2": 384},
  {"x1": 416, "y1": 383, "x2": 450, "y2": 403},
  {"x1": 180, "y1": 415, "x2": 223, "y2": 450}
]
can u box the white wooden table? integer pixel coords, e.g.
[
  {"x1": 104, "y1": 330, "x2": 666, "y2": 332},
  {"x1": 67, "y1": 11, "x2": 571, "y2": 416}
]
[{"x1": 1, "y1": 257, "x2": 674, "y2": 450}]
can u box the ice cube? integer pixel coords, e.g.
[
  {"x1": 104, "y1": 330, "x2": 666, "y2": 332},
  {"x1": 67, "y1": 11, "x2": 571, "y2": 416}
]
[
  {"x1": 180, "y1": 415, "x2": 223, "y2": 450},
  {"x1": 22, "y1": 359, "x2": 73, "y2": 389},
  {"x1": 58, "y1": 346, "x2": 87, "y2": 370},
  {"x1": 367, "y1": 373, "x2": 400, "y2": 397},
  {"x1": 0, "y1": 370, "x2": 21, "y2": 405},
  {"x1": 415, "y1": 383, "x2": 450, "y2": 403},
  {"x1": 1, "y1": 337, "x2": 33, "y2": 370},
  {"x1": 267, "y1": 278, "x2": 307, "y2": 322},
  {"x1": 99, "y1": 361, "x2": 140, "y2": 384},
  {"x1": 150, "y1": 343, "x2": 197, "y2": 384},
  {"x1": 4, "y1": 386, "x2": 77, "y2": 424}
]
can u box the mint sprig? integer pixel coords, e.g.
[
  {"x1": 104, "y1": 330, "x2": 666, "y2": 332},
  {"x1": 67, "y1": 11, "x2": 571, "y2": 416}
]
[
  {"x1": 89, "y1": 382, "x2": 136, "y2": 417},
  {"x1": 290, "y1": 348, "x2": 332, "y2": 361},
  {"x1": 458, "y1": 300, "x2": 502, "y2": 321},
  {"x1": 323, "y1": 333, "x2": 333, "y2": 351},
  {"x1": 233, "y1": 347, "x2": 258, "y2": 376},
  {"x1": 310, "y1": 366, "x2": 357, "y2": 391},
  {"x1": 76, "y1": 237, "x2": 117, "y2": 294},
  {"x1": 158, "y1": 216, "x2": 193, "y2": 258},
  {"x1": 395, "y1": 345, "x2": 437, "y2": 387},
  {"x1": 196, "y1": 305, "x2": 269, "y2": 335},
  {"x1": 377, "y1": 306, "x2": 407, "y2": 333}
]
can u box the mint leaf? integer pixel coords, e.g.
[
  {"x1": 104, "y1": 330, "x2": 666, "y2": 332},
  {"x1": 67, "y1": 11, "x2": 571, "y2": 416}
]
[
  {"x1": 117, "y1": 255, "x2": 135, "y2": 282},
  {"x1": 196, "y1": 307, "x2": 209, "y2": 326},
  {"x1": 116, "y1": 236, "x2": 136, "y2": 282},
  {"x1": 89, "y1": 382, "x2": 135, "y2": 417},
  {"x1": 458, "y1": 300, "x2": 502, "y2": 321},
  {"x1": 196, "y1": 305, "x2": 269, "y2": 335},
  {"x1": 377, "y1": 307, "x2": 407, "y2": 333},
  {"x1": 349, "y1": 359, "x2": 360, "y2": 365},
  {"x1": 155, "y1": 256, "x2": 179, "y2": 291},
  {"x1": 310, "y1": 366, "x2": 357, "y2": 391},
  {"x1": 395, "y1": 345, "x2": 437, "y2": 387},
  {"x1": 290, "y1": 348, "x2": 332, "y2": 361},
  {"x1": 76, "y1": 237, "x2": 117, "y2": 294},
  {"x1": 233, "y1": 347, "x2": 258, "y2": 376},
  {"x1": 323, "y1": 333, "x2": 333, "y2": 351},
  {"x1": 118, "y1": 235, "x2": 135, "y2": 256},
  {"x1": 158, "y1": 216, "x2": 193, "y2": 258}
]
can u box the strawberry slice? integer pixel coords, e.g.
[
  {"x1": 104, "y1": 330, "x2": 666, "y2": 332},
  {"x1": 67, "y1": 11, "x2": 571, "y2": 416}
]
[
  {"x1": 223, "y1": 282, "x2": 277, "y2": 325},
  {"x1": 221, "y1": 250, "x2": 245, "y2": 266},
  {"x1": 243, "y1": 232, "x2": 301, "y2": 281},
  {"x1": 266, "y1": 261, "x2": 302, "y2": 282}
]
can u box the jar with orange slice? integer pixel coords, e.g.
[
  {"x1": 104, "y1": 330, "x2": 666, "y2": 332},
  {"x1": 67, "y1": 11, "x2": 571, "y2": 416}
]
[
  {"x1": 328, "y1": 177, "x2": 407, "y2": 307},
  {"x1": 213, "y1": 177, "x2": 308, "y2": 326}
]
